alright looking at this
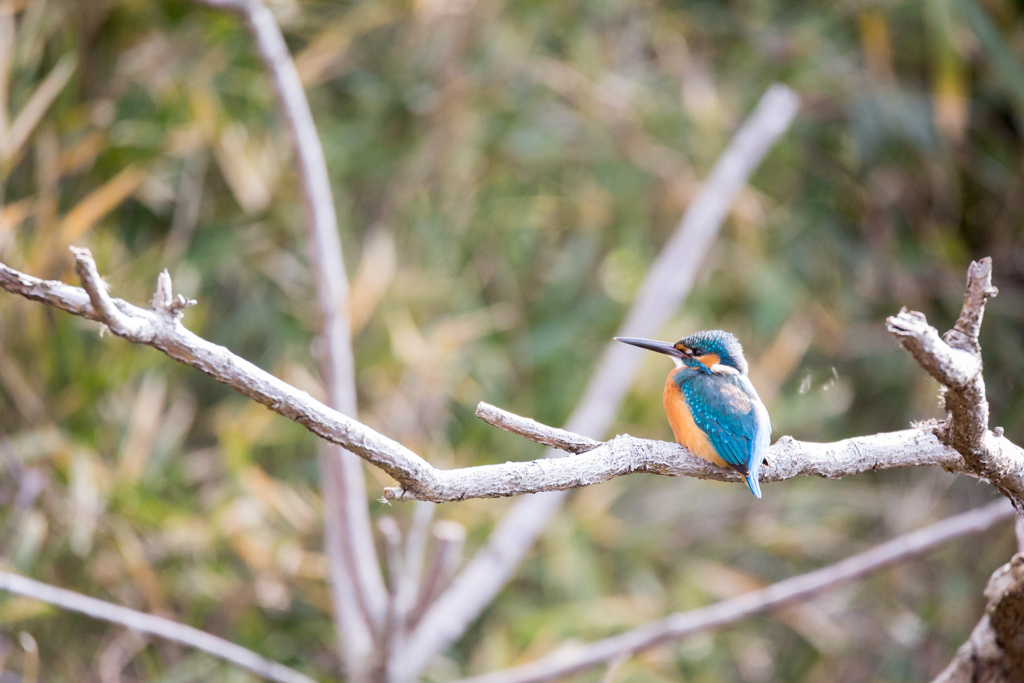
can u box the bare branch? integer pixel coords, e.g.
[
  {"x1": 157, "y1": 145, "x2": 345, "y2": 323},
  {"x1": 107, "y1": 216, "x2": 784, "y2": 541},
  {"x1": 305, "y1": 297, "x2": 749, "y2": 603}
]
[
  {"x1": 951, "y1": 257, "x2": 1000, "y2": 346},
  {"x1": 475, "y1": 403, "x2": 600, "y2": 454},
  {"x1": 244, "y1": 0, "x2": 388, "y2": 650},
  {"x1": 6, "y1": 254, "x2": 1013, "y2": 678},
  {"x1": 0, "y1": 252, "x2": 986, "y2": 495},
  {"x1": 409, "y1": 521, "x2": 465, "y2": 627},
  {"x1": 401, "y1": 83, "x2": 801, "y2": 677},
  {"x1": 0, "y1": 569, "x2": 316, "y2": 683},
  {"x1": 0, "y1": 250, "x2": 440, "y2": 489},
  {"x1": 192, "y1": 0, "x2": 252, "y2": 9},
  {"x1": 931, "y1": 551, "x2": 1024, "y2": 683},
  {"x1": 398, "y1": 503, "x2": 434, "y2": 621},
  {"x1": 382, "y1": 419, "x2": 970, "y2": 500},
  {"x1": 70, "y1": 246, "x2": 150, "y2": 341},
  {"x1": 386, "y1": 503, "x2": 435, "y2": 679},
  {"x1": 886, "y1": 309, "x2": 980, "y2": 389},
  {"x1": 191, "y1": 0, "x2": 386, "y2": 670},
  {"x1": 456, "y1": 500, "x2": 1016, "y2": 683},
  {"x1": 887, "y1": 258, "x2": 1024, "y2": 508},
  {"x1": 598, "y1": 656, "x2": 628, "y2": 683},
  {"x1": 570, "y1": 83, "x2": 801, "y2": 437}
]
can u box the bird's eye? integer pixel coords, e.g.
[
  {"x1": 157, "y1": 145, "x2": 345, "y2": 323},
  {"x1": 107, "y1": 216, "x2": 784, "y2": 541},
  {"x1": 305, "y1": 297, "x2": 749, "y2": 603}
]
[{"x1": 690, "y1": 348, "x2": 701, "y2": 356}]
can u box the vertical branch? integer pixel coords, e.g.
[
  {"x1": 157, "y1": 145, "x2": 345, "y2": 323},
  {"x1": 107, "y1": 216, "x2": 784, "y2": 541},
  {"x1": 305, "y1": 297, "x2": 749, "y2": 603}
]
[
  {"x1": 401, "y1": 84, "x2": 800, "y2": 677},
  {"x1": 930, "y1": 549, "x2": 1024, "y2": 683},
  {"x1": 193, "y1": 0, "x2": 387, "y2": 678}
]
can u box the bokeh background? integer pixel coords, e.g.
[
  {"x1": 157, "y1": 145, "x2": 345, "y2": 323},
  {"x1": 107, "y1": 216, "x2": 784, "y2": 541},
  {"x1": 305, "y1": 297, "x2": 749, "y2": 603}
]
[{"x1": 0, "y1": 0, "x2": 1023, "y2": 680}]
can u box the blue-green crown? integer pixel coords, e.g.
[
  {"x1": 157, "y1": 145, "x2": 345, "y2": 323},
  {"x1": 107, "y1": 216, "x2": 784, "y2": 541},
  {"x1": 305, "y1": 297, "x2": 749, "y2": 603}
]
[{"x1": 675, "y1": 330, "x2": 748, "y2": 375}]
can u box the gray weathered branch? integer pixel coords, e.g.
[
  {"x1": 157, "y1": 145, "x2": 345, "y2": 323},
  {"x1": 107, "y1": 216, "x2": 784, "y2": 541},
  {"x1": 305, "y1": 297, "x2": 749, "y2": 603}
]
[
  {"x1": 456, "y1": 500, "x2": 1016, "y2": 683},
  {"x1": 0, "y1": 250, "x2": 983, "y2": 507},
  {"x1": 471, "y1": 401, "x2": 972, "y2": 485},
  {"x1": 887, "y1": 258, "x2": 1024, "y2": 508},
  {"x1": 400, "y1": 83, "x2": 802, "y2": 678},
  {"x1": 193, "y1": 0, "x2": 386, "y2": 674},
  {"x1": 474, "y1": 402, "x2": 601, "y2": 454},
  {"x1": 931, "y1": 551, "x2": 1024, "y2": 683},
  {"x1": 0, "y1": 568, "x2": 315, "y2": 683}
]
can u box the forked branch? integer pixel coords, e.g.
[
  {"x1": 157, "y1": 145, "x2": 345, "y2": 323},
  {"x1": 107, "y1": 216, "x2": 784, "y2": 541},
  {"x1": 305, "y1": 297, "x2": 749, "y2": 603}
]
[
  {"x1": 0, "y1": 249, "x2": 994, "y2": 506},
  {"x1": 887, "y1": 258, "x2": 1024, "y2": 508}
]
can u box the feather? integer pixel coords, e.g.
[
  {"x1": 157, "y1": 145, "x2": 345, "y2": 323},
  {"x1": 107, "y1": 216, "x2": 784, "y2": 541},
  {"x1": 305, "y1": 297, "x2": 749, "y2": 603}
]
[{"x1": 675, "y1": 366, "x2": 772, "y2": 498}]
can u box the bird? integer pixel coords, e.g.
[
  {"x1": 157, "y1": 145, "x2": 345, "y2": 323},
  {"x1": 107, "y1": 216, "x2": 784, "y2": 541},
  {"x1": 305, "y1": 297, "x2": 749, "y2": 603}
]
[{"x1": 614, "y1": 330, "x2": 771, "y2": 498}]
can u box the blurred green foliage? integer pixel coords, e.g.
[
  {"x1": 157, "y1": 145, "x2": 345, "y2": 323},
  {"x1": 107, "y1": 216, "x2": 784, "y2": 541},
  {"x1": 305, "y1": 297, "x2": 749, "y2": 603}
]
[{"x1": 0, "y1": 0, "x2": 1022, "y2": 680}]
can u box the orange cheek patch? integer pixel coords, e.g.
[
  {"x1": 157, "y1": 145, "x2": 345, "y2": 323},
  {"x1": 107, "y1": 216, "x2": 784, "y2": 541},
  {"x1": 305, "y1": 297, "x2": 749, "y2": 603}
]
[{"x1": 696, "y1": 353, "x2": 720, "y2": 369}]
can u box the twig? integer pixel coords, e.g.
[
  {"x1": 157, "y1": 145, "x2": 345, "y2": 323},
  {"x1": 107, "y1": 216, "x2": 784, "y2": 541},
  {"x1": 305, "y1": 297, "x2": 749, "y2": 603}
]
[
  {"x1": 163, "y1": 151, "x2": 208, "y2": 265},
  {"x1": 10, "y1": 248, "x2": 1022, "y2": 683},
  {"x1": 455, "y1": 500, "x2": 1016, "y2": 683},
  {"x1": 400, "y1": 83, "x2": 798, "y2": 677},
  {"x1": 388, "y1": 418, "x2": 972, "y2": 499},
  {"x1": 410, "y1": 521, "x2": 466, "y2": 626},
  {"x1": 470, "y1": 402, "x2": 970, "y2": 485},
  {"x1": 401, "y1": 503, "x2": 435, "y2": 614},
  {"x1": 887, "y1": 258, "x2": 1024, "y2": 508},
  {"x1": 0, "y1": 569, "x2": 316, "y2": 683},
  {"x1": 192, "y1": 0, "x2": 386, "y2": 672},
  {"x1": 8, "y1": 253, "x2": 1023, "y2": 683},
  {"x1": 385, "y1": 503, "x2": 435, "y2": 680},
  {"x1": 98, "y1": 630, "x2": 148, "y2": 683},
  {"x1": 0, "y1": 249, "x2": 981, "y2": 502},
  {"x1": 0, "y1": 250, "x2": 430, "y2": 487},
  {"x1": 70, "y1": 246, "x2": 150, "y2": 341},
  {"x1": 474, "y1": 403, "x2": 600, "y2": 454},
  {"x1": 598, "y1": 655, "x2": 628, "y2": 683}
]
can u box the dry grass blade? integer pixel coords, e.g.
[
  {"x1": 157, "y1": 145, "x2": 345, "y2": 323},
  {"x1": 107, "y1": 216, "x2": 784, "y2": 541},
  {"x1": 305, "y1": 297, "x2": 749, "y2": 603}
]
[
  {"x1": 0, "y1": 0, "x2": 14, "y2": 138},
  {"x1": 0, "y1": 197, "x2": 33, "y2": 233},
  {"x1": 0, "y1": 53, "x2": 75, "y2": 163},
  {"x1": 56, "y1": 165, "x2": 149, "y2": 242}
]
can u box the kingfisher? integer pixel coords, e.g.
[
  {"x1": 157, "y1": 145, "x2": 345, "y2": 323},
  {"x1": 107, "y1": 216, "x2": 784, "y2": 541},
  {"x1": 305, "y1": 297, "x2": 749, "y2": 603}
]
[{"x1": 615, "y1": 330, "x2": 771, "y2": 498}]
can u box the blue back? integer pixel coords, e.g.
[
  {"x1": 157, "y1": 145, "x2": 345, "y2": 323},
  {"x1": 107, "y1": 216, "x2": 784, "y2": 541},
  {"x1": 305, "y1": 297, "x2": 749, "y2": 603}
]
[{"x1": 675, "y1": 366, "x2": 771, "y2": 497}]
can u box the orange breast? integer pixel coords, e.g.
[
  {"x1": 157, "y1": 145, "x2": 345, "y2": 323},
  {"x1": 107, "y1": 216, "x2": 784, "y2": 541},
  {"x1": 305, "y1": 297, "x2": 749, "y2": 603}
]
[{"x1": 663, "y1": 369, "x2": 727, "y2": 467}]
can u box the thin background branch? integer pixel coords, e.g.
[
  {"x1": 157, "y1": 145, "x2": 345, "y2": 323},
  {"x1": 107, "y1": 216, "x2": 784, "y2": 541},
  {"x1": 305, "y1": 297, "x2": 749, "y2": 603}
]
[
  {"x1": 455, "y1": 499, "x2": 1016, "y2": 683},
  {"x1": 5, "y1": 245, "x2": 1020, "y2": 683},
  {"x1": 929, "y1": 543, "x2": 1024, "y2": 683},
  {"x1": 400, "y1": 83, "x2": 800, "y2": 678},
  {"x1": 0, "y1": 569, "x2": 315, "y2": 683},
  {"x1": 192, "y1": 0, "x2": 386, "y2": 677},
  {"x1": 888, "y1": 258, "x2": 1024, "y2": 508},
  {"x1": 0, "y1": 250, "x2": 1002, "y2": 503}
]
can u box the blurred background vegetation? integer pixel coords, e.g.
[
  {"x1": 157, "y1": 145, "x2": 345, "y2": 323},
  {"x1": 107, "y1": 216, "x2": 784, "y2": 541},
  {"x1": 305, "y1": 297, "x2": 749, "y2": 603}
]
[{"x1": 0, "y1": 0, "x2": 1022, "y2": 680}]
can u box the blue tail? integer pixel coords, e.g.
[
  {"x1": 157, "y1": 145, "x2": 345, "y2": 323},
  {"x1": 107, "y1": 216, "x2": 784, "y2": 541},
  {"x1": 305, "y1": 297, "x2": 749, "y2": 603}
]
[
  {"x1": 744, "y1": 459, "x2": 762, "y2": 498},
  {"x1": 744, "y1": 420, "x2": 769, "y2": 499}
]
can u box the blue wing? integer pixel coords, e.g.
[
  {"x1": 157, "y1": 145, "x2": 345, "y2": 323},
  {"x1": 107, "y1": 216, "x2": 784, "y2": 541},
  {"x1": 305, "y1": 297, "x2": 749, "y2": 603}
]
[{"x1": 681, "y1": 369, "x2": 771, "y2": 496}]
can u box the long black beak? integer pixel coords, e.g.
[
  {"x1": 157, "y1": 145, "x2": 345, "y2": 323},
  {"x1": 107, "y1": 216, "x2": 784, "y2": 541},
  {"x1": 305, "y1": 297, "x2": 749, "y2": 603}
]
[{"x1": 613, "y1": 337, "x2": 682, "y2": 358}]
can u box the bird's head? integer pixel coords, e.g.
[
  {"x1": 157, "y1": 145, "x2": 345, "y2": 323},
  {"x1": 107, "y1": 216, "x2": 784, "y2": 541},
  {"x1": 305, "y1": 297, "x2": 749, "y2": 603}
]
[{"x1": 614, "y1": 329, "x2": 749, "y2": 375}]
